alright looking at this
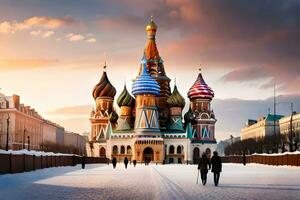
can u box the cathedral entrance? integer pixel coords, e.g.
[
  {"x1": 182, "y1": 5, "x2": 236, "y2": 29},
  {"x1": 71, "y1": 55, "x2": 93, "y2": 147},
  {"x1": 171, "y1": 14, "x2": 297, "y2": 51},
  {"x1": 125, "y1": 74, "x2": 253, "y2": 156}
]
[{"x1": 143, "y1": 147, "x2": 154, "y2": 162}]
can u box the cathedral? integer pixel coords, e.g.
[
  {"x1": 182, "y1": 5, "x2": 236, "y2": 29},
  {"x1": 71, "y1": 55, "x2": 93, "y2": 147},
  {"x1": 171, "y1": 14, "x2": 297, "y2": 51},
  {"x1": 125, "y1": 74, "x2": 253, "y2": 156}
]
[{"x1": 88, "y1": 17, "x2": 217, "y2": 164}]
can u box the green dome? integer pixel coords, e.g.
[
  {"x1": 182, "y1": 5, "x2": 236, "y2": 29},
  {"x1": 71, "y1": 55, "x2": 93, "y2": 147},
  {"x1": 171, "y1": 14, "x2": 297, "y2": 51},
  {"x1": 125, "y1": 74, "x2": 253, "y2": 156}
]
[
  {"x1": 167, "y1": 85, "x2": 185, "y2": 108},
  {"x1": 117, "y1": 85, "x2": 135, "y2": 107}
]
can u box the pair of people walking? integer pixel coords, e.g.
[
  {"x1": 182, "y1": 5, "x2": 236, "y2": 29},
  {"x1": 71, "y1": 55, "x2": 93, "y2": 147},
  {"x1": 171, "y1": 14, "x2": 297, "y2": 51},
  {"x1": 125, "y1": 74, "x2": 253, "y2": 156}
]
[
  {"x1": 197, "y1": 151, "x2": 222, "y2": 186},
  {"x1": 112, "y1": 157, "x2": 130, "y2": 169}
]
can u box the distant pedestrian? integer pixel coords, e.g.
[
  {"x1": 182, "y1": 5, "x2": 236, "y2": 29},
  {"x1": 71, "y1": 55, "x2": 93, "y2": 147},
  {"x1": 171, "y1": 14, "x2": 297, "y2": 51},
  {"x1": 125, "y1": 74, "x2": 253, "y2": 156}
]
[
  {"x1": 243, "y1": 152, "x2": 246, "y2": 166},
  {"x1": 81, "y1": 156, "x2": 85, "y2": 169},
  {"x1": 211, "y1": 151, "x2": 222, "y2": 186},
  {"x1": 198, "y1": 153, "x2": 211, "y2": 185},
  {"x1": 124, "y1": 157, "x2": 129, "y2": 169},
  {"x1": 112, "y1": 157, "x2": 117, "y2": 169},
  {"x1": 133, "y1": 160, "x2": 137, "y2": 167}
]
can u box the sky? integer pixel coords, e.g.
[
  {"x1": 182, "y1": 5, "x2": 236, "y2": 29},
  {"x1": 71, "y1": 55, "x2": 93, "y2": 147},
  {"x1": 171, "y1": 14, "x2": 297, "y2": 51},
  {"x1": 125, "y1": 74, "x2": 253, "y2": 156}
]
[{"x1": 0, "y1": 0, "x2": 300, "y2": 140}]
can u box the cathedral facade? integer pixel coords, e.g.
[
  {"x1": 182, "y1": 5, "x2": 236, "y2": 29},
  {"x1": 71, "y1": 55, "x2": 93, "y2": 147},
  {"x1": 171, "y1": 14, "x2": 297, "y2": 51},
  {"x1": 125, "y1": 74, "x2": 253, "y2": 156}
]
[{"x1": 88, "y1": 18, "x2": 217, "y2": 164}]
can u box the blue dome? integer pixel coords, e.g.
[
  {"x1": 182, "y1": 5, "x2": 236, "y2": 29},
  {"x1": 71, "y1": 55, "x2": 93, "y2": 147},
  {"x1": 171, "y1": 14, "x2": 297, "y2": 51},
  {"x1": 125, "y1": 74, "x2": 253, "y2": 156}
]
[{"x1": 132, "y1": 55, "x2": 160, "y2": 96}]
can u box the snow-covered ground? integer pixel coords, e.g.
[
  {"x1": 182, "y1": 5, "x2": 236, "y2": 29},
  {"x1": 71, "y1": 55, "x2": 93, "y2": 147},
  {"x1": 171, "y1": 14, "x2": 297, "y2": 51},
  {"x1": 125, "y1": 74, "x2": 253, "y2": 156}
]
[{"x1": 0, "y1": 163, "x2": 299, "y2": 200}]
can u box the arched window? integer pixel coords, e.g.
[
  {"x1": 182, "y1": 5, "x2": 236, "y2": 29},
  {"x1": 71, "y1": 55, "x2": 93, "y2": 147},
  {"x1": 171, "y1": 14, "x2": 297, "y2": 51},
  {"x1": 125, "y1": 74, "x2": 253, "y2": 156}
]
[
  {"x1": 169, "y1": 145, "x2": 175, "y2": 154},
  {"x1": 100, "y1": 147, "x2": 106, "y2": 157},
  {"x1": 177, "y1": 146, "x2": 182, "y2": 154},
  {"x1": 112, "y1": 145, "x2": 118, "y2": 155},
  {"x1": 127, "y1": 146, "x2": 132, "y2": 154},
  {"x1": 121, "y1": 146, "x2": 125, "y2": 154}
]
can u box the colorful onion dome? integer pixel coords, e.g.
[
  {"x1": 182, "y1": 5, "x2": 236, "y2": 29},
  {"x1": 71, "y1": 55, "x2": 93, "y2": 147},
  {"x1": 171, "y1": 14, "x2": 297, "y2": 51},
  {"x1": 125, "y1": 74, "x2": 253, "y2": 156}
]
[
  {"x1": 132, "y1": 55, "x2": 160, "y2": 96},
  {"x1": 146, "y1": 16, "x2": 157, "y2": 32},
  {"x1": 188, "y1": 69, "x2": 214, "y2": 100},
  {"x1": 184, "y1": 107, "x2": 196, "y2": 124},
  {"x1": 117, "y1": 85, "x2": 135, "y2": 107},
  {"x1": 109, "y1": 110, "x2": 118, "y2": 123},
  {"x1": 167, "y1": 84, "x2": 185, "y2": 108},
  {"x1": 92, "y1": 65, "x2": 116, "y2": 100}
]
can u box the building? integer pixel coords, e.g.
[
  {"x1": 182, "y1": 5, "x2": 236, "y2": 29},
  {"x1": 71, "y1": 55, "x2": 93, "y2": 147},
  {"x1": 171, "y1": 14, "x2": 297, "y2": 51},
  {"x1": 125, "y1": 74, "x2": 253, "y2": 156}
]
[
  {"x1": 0, "y1": 92, "x2": 86, "y2": 154},
  {"x1": 279, "y1": 112, "x2": 300, "y2": 150},
  {"x1": 88, "y1": 18, "x2": 217, "y2": 164},
  {"x1": 241, "y1": 114, "x2": 284, "y2": 141}
]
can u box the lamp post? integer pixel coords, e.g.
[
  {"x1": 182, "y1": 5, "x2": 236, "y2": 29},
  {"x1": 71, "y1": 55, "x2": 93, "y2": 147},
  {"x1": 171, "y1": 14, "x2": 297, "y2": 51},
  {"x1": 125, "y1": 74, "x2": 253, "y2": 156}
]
[
  {"x1": 27, "y1": 136, "x2": 30, "y2": 151},
  {"x1": 6, "y1": 113, "x2": 10, "y2": 151},
  {"x1": 23, "y1": 128, "x2": 26, "y2": 149}
]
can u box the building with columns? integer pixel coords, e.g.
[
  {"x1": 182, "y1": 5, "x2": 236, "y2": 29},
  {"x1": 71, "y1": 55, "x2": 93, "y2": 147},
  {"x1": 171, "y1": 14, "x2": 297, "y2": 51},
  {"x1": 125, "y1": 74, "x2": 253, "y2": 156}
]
[{"x1": 88, "y1": 18, "x2": 217, "y2": 164}]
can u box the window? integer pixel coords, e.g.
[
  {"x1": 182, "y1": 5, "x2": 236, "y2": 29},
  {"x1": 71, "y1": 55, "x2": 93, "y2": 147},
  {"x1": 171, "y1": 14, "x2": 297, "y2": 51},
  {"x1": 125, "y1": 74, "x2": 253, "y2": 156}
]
[
  {"x1": 169, "y1": 145, "x2": 174, "y2": 154},
  {"x1": 121, "y1": 146, "x2": 125, "y2": 154}
]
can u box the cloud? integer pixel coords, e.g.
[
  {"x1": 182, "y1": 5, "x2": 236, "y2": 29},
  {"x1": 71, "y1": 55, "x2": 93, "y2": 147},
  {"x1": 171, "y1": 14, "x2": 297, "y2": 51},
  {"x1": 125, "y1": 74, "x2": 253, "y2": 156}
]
[
  {"x1": 30, "y1": 30, "x2": 55, "y2": 38},
  {"x1": 0, "y1": 59, "x2": 59, "y2": 70},
  {"x1": 66, "y1": 33, "x2": 85, "y2": 41},
  {"x1": 47, "y1": 105, "x2": 93, "y2": 116},
  {"x1": 86, "y1": 38, "x2": 96, "y2": 43},
  {"x1": 41, "y1": 31, "x2": 55, "y2": 38},
  {"x1": 222, "y1": 67, "x2": 271, "y2": 82},
  {"x1": 0, "y1": 16, "x2": 75, "y2": 34}
]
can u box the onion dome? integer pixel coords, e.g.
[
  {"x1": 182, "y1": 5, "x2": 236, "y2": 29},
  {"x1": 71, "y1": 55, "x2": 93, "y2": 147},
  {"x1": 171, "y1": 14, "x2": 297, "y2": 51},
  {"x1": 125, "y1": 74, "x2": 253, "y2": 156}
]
[
  {"x1": 167, "y1": 84, "x2": 185, "y2": 108},
  {"x1": 109, "y1": 110, "x2": 118, "y2": 123},
  {"x1": 92, "y1": 65, "x2": 116, "y2": 100},
  {"x1": 146, "y1": 16, "x2": 157, "y2": 32},
  {"x1": 117, "y1": 85, "x2": 135, "y2": 107},
  {"x1": 184, "y1": 108, "x2": 196, "y2": 124},
  {"x1": 188, "y1": 69, "x2": 214, "y2": 100},
  {"x1": 132, "y1": 54, "x2": 160, "y2": 96}
]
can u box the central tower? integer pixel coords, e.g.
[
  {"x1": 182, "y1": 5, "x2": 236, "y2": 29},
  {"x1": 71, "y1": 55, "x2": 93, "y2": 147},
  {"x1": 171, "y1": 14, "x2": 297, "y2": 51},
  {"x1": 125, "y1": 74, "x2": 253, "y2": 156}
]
[{"x1": 138, "y1": 17, "x2": 171, "y2": 130}]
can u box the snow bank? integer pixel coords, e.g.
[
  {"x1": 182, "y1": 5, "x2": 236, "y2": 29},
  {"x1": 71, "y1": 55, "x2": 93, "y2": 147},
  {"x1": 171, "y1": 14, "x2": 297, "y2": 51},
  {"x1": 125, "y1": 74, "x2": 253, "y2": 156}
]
[
  {"x1": 252, "y1": 151, "x2": 300, "y2": 156},
  {"x1": 0, "y1": 149, "x2": 75, "y2": 156}
]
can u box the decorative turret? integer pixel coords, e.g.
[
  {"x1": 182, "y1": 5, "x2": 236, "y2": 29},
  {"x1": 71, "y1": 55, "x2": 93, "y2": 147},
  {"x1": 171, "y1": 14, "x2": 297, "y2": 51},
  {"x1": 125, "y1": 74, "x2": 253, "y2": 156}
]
[
  {"x1": 90, "y1": 65, "x2": 118, "y2": 141},
  {"x1": 116, "y1": 85, "x2": 135, "y2": 131},
  {"x1": 167, "y1": 83, "x2": 185, "y2": 131},
  {"x1": 132, "y1": 55, "x2": 160, "y2": 134},
  {"x1": 137, "y1": 17, "x2": 171, "y2": 129},
  {"x1": 185, "y1": 68, "x2": 216, "y2": 143}
]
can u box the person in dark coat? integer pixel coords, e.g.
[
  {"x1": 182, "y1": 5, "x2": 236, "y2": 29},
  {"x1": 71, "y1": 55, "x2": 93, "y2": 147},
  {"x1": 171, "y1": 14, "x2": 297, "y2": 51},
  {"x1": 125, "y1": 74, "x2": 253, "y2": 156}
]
[
  {"x1": 124, "y1": 157, "x2": 129, "y2": 169},
  {"x1": 133, "y1": 160, "x2": 137, "y2": 167},
  {"x1": 198, "y1": 153, "x2": 211, "y2": 185},
  {"x1": 211, "y1": 151, "x2": 222, "y2": 186},
  {"x1": 112, "y1": 157, "x2": 117, "y2": 169},
  {"x1": 81, "y1": 156, "x2": 85, "y2": 169},
  {"x1": 243, "y1": 152, "x2": 246, "y2": 166}
]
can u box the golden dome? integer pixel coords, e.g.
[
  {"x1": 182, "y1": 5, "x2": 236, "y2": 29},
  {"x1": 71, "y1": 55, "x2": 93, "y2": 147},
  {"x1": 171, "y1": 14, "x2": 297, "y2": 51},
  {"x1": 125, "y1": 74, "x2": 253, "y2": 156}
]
[{"x1": 146, "y1": 16, "x2": 157, "y2": 31}]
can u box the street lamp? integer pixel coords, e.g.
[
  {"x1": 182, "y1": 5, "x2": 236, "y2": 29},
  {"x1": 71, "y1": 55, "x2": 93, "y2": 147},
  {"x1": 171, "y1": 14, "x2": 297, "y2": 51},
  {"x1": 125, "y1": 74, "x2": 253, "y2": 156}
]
[
  {"x1": 23, "y1": 128, "x2": 26, "y2": 149},
  {"x1": 6, "y1": 113, "x2": 10, "y2": 151}
]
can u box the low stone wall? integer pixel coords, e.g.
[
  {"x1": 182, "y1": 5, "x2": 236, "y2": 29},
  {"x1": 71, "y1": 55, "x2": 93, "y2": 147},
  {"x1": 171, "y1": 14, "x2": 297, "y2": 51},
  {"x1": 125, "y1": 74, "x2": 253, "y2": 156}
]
[
  {"x1": 221, "y1": 154, "x2": 300, "y2": 166},
  {"x1": 0, "y1": 154, "x2": 108, "y2": 174}
]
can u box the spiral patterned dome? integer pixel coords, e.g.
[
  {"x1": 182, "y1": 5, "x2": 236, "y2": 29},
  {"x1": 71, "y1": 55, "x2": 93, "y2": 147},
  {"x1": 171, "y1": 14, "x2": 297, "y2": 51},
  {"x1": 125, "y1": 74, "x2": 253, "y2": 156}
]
[
  {"x1": 188, "y1": 71, "x2": 214, "y2": 100},
  {"x1": 167, "y1": 85, "x2": 185, "y2": 108},
  {"x1": 117, "y1": 85, "x2": 135, "y2": 107},
  {"x1": 132, "y1": 55, "x2": 160, "y2": 96},
  {"x1": 92, "y1": 66, "x2": 116, "y2": 100}
]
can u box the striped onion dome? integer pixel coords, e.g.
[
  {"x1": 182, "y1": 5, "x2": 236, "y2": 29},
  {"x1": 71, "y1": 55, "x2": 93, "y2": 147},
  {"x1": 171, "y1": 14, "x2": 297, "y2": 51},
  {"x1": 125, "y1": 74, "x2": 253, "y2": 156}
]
[
  {"x1": 117, "y1": 85, "x2": 135, "y2": 107},
  {"x1": 92, "y1": 65, "x2": 116, "y2": 100},
  {"x1": 132, "y1": 55, "x2": 160, "y2": 96},
  {"x1": 188, "y1": 70, "x2": 214, "y2": 100}
]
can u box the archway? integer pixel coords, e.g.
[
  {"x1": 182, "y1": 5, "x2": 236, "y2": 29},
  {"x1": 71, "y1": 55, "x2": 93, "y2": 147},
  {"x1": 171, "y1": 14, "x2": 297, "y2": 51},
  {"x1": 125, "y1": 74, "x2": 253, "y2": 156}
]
[
  {"x1": 121, "y1": 146, "x2": 125, "y2": 154},
  {"x1": 100, "y1": 147, "x2": 106, "y2": 157},
  {"x1": 143, "y1": 147, "x2": 154, "y2": 162},
  {"x1": 169, "y1": 145, "x2": 174, "y2": 154},
  {"x1": 193, "y1": 147, "x2": 200, "y2": 164},
  {"x1": 205, "y1": 148, "x2": 211, "y2": 158},
  {"x1": 112, "y1": 145, "x2": 118, "y2": 155}
]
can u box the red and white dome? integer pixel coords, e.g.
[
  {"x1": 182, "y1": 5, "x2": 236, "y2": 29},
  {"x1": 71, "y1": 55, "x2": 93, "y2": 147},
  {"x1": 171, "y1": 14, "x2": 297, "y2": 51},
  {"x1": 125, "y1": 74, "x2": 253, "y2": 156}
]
[{"x1": 188, "y1": 72, "x2": 214, "y2": 100}]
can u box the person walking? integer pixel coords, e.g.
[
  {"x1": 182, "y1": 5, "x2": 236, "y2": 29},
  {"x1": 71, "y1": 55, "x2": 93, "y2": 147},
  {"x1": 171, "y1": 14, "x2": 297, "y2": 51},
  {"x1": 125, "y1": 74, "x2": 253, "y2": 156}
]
[
  {"x1": 112, "y1": 157, "x2": 117, "y2": 169},
  {"x1": 81, "y1": 156, "x2": 85, "y2": 169},
  {"x1": 211, "y1": 151, "x2": 222, "y2": 186},
  {"x1": 124, "y1": 157, "x2": 129, "y2": 169},
  {"x1": 133, "y1": 160, "x2": 137, "y2": 167},
  {"x1": 198, "y1": 153, "x2": 211, "y2": 185},
  {"x1": 243, "y1": 152, "x2": 246, "y2": 166}
]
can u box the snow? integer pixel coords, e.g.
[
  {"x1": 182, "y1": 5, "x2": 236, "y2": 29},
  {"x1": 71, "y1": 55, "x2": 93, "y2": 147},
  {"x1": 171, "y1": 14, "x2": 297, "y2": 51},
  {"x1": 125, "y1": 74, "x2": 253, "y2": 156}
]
[
  {"x1": 0, "y1": 149, "x2": 74, "y2": 156},
  {"x1": 0, "y1": 163, "x2": 299, "y2": 200},
  {"x1": 252, "y1": 151, "x2": 300, "y2": 156}
]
